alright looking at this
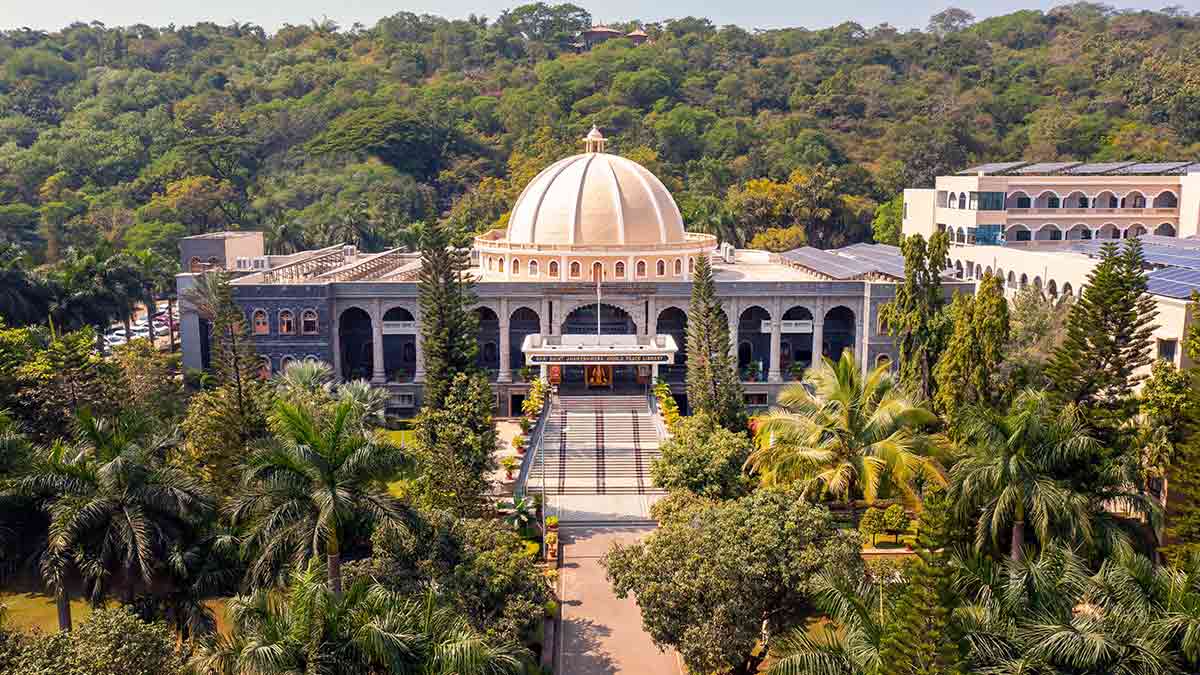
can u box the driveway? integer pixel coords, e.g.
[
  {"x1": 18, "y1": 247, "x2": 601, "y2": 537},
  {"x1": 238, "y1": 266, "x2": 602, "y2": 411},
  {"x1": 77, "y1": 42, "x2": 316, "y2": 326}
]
[{"x1": 557, "y1": 525, "x2": 683, "y2": 675}]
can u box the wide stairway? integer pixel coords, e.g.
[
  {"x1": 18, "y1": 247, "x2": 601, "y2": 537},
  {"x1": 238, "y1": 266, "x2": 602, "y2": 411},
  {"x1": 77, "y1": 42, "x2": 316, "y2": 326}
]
[{"x1": 527, "y1": 393, "x2": 664, "y2": 497}]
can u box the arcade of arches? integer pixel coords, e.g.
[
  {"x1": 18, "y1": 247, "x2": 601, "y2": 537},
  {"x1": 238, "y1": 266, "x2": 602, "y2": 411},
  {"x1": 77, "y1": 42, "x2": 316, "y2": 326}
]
[{"x1": 336, "y1": 301, "x2": 860, "y2": 386}]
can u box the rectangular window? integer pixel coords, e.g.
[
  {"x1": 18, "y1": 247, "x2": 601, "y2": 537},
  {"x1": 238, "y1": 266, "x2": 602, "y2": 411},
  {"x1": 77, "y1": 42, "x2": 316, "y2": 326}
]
[
  {"x1": 1159, "y1": 339, "x2": 1178, "y2": 362},
  {"x1": 976, "y1": 225, "x2": 1004, "y2": 246},
  {"x1": 968, "y1": 192, "x2": 979, "y2": 209},
  {"x1": 936, "y1": 191, "x2": 948, "y2": 207},
  {"x1": 972, "y1": 192, "x2": 1005, "y2": 210}
]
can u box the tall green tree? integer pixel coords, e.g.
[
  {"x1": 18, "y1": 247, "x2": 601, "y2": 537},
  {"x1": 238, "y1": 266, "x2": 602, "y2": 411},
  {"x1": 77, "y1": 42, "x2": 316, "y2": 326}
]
[
  {"x1": 410, "y1": 372, "x2": 497, "y2": 515},
  {"x1": 877, "y1": 487, "x2": 963, "y2": 675},
  {"x1": 188, "y1": 562, "x2": 526, "y2": 675},
  {"x1": 417, "y1": 224, "x2": 479, "y2": 408},
  {"x1": 231, "y1": 398, "x2": 407, "y2": 595},
  {"x1": 685, "y1": 253, "x2": 745, "y2": 431},
  {"x1": 748, "y1": 352, "x2": 940, "y2": 504},
  {"x1": 933, "y1": 272, "x2": 1009, "y2": 422},
  {"x1": 12, "y1": 412, "x2": 212, "y2": 632},
  {"x1": 879, "y1": 231, "x2": 951, "y2": 400},
  {"x1": 603, "y1": 487, "x2": 862, "y2": 675},
  {"x1": 1047, "y1": 239, "x2": 1158, "y2": 433}
]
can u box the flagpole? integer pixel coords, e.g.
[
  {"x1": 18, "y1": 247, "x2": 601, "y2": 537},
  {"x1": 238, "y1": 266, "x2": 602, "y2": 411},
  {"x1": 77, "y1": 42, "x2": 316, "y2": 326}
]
[{"x1": 596, "y1": 269, "x2": 601, "y2": 340}]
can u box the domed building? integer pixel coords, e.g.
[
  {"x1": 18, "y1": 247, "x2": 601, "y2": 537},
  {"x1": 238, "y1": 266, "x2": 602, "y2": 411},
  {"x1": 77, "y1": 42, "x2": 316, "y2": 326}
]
[
  {"x1": 474, "y1": 128, "x2": 715, "y2": 284},
  {"x1": 178, "y1": 128, "x2": 959, "y2": 417}
]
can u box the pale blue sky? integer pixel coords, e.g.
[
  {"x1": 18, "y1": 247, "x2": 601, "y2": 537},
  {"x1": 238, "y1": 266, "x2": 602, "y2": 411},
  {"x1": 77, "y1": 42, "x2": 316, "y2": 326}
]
[{"x1": 2, "y1": 0, "x2": 1191, "y2": 33}]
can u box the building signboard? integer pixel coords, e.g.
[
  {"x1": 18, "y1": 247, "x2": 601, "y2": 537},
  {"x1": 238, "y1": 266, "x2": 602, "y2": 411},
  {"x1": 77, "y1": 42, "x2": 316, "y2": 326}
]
[{"x1": 527, "y1": 353, "x2": 671, "y2": 364}]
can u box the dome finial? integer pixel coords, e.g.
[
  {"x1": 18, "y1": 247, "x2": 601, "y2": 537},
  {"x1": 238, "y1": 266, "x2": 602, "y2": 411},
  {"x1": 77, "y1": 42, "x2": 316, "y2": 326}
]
[{"x1": 583, "y1": 126, "x2": 606, "y2": 153}]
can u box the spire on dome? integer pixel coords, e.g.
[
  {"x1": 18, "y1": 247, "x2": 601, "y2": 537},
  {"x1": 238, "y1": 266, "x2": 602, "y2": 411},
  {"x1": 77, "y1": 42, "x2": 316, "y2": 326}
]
[{"x1": 584, "y1": 126, "x2": 607, "y2": 153}]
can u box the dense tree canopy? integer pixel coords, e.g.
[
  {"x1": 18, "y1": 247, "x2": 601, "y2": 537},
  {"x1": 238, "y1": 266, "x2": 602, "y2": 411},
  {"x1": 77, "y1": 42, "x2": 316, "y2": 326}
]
[{"x1": 2, "y1": 5, "x2": 1200, "y2": 263}]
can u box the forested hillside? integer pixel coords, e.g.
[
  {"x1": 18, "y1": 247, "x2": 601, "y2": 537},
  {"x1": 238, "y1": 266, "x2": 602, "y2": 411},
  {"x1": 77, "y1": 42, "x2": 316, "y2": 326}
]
[{"x1": 3, "y1": 2, "x2": 1200, "y2": 265}]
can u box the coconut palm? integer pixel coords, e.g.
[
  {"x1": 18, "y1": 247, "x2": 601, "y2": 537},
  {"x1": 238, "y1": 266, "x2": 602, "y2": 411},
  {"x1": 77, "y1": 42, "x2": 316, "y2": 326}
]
[
  {"x1": 11, "y1": 411, "x2": 213, "y2": 631},
  {"x1": 766, "y1": 569, "x2": 890, "y2": 675},
  {"x1": 232, "y1": 398, "x2": 408, "y2": 594},
  {"x1": 955, "y1": 545, "x2": 1182, "y2": 674},
  {"x1": 948, "y1": 389, "x2": 1149, "y2": 561},
  {"x1": 747, "y1": 351, "x2": 941, "y2": 504},
  {"x1": 189, "y1": 562, "x2": 526, "y2": 675}
]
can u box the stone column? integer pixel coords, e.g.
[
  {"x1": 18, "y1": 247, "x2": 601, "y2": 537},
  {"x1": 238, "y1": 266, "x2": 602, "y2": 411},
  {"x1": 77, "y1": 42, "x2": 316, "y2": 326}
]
[
  {"x1": 726, "y1": 299, "x2": 739, "y2": 370},
  {"x1": 371, "y1": 301, "x2": 385, "y2": 384},
  {"x1": 540, "y1": 298, "x2": 550, "y2": 336},
  {"x1": 859, "y1": 285, "x2": 872, "y2": 375},
  {"x1": 768, "y1": 313, "x2": 782, "y2": 383},
  {"x1": 812, "y1": 320, "x2": 825, "y2": 365},
  {"x1": 652, "y1": 363, "x2": 659, "y2": 380},
  {"x1": 331, "y1": 304, "x2": 342, "y2": 382},
  {"x1": 646, "y1": 295, "x2": 657, "y2": 336},
  {"x1": 498, "y1": 299, "x2": 512, "y2": 383},
  {"x1": 413, "y1": 306, "x2": 426, "y2": 383}
]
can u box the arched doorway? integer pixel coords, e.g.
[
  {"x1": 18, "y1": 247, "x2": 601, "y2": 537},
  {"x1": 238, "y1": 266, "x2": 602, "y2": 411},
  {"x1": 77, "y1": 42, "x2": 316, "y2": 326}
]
[
  {"x1": 781, "y1": 306, "x2": 814, "y2": 380},
  {"x1": 476, "y1": 307, "x2": 500, "y2": 375},
  {"x1": 562, "y1": 303, "x2": 636, "y2": 335},
  {"x1": 738, "y1": 306, "x2": 771, "y2": 381},
  {"x1": 382, "y1": 307, "x2": 416, "y2": 382},
  {"x1": 656, "y1": 307, "x2": 688, "y2": 382},
  {"x1": 338, "y1": 307, "x2": 373, "y2": 381},
  {"x1": 561, "y1": 303, "x2": 637, "y2": 387},
  {"x1": 509, "y1": 307, "x2": 540, "y2": 379},
  {"x1": 823, "y1": 306, "x2": 856, "y2": 361}
]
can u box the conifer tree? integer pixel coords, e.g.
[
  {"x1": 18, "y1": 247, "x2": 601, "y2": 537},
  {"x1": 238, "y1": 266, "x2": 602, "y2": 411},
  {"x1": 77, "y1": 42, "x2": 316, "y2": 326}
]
[
  {"x1": 879, "y1": 231, "x2": 951, "y2": 400},
  {"x1": 184, "y1": 272, "x2": 262, "y2": 412},
  {"x1": 1047, "y1": 239, "x2": 1158, "y2": 432},
  {"x1": 685, "y1": 254, "x2": 745, "y2": 431},
  {"x1": 878, "y1": 487, "x2": 963, "y2": 675},
  {"x1": 933, "y1": 272, "x2": 1009, "y2": 424},
  {"x1": 417, "y1": 223, "x2": 479, "y2": 408}
]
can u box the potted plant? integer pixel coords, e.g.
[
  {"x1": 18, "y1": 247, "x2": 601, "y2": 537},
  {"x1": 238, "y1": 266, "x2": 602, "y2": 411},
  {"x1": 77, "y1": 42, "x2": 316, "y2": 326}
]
[
  {"x1": 519, "y1": 416, "x2": 533, "y2": 434},
  {"x1": 518, "y1": 365, "x2": 533, "y2": 382},
  {"x1": 790, "y1": 362, "x2": 806, "y2": 381},
  {"x1": 545, "y1": 515, "x2": 559, "y2": 531},
  {"x1": 545, "y1": 530, "x2": 559, "y2": 560},
  {"x1": 500, "y1": 456, "x2": 519, "y2": 481},
  {"x1": 500, "y1": 496, "x2": 535, "y2": 531},
  {"x1": 512, "y1": 435, "x2": 527, "y2": 455}
]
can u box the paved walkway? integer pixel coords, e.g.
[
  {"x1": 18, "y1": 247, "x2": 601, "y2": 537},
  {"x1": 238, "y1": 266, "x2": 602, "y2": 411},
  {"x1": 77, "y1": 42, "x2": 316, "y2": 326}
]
[{"x1": 558, "y1": 525, "x2": 682, "y2": 675}]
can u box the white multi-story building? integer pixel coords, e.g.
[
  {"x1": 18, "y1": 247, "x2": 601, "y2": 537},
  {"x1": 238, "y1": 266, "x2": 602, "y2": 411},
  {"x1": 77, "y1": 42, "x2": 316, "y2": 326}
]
[{"x1": 903, "y1": 161, "x2": 1200, "y2": 369}]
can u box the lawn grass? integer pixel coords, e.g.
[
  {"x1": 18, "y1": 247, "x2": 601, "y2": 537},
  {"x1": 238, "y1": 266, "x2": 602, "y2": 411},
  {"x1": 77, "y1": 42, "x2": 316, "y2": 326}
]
[
  {"x1": 382, "y1": 429, "x2": 415, "y2": 447},
  {"x1": 1, "y1": 592, "x2": 98, "y2": 633},
  {"x1": 1, "y1": 592, "x2": 234, "y2": 635}
]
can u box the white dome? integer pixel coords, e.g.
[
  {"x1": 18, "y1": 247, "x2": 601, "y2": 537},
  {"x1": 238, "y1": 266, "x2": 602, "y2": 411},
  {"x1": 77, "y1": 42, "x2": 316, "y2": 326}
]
[{"x1": 505, "y1": 152, "x2": 686, "y2": 248}]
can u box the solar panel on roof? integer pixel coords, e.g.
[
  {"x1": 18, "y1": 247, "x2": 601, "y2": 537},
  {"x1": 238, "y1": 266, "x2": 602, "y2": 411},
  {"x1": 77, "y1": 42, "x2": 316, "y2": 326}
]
[
  {"x1": 1069, "y1": 240, "x2": 1200, "y2": 271},
  {"x1": 1138, "y1": 234, "x2": 1200, "y2": 251},
  {"x1": 780, "y1": 247, "x2": 878, "y2": 279},
  {"x1": 1012, "y1": 162, "x2": 1081, "y2": 174},
  {"x1": 1112, "y1": 162, "x2": 1195, "y2": 175},
  {"x1": 1062, "y1": 162, "x2": 1138, "y2": 175},
  {"x1": 958, "y1": 162, "x2": 1029, "y2": 176}
]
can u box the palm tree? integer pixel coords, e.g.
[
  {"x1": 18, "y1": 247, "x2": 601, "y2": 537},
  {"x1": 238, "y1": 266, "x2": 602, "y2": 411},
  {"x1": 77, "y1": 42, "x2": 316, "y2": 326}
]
[
  {"x1": 11, "y1": 411, "x2": 213, "y2": 631},
  {"x1": 334, "y1": 379, "x2": 391, "y2": 429},
  {"x1": 766, "y1": 570, "x2": 890, "y2": 675},
  {"x1": 272, "y1": 358, "x2": 334, "y2": 399},
  {"x1": 955, "y1": 545, "x2": 1182, "y2": 674},
  {"x1": 748, "y1": 351, "x2": 940, "y2": 504},
  {"x1": 132, "y1": 249, "x2": 179, "y2": 347},
  {"x1": 189, "y1": 562, "x2": 526, "y2": 675},
  {"x1": 950, "y1": 389, "x2": 1109, "y2": 561},
  {"x1": 232, "y1": 398, "x2": 408, "y2": 595}
]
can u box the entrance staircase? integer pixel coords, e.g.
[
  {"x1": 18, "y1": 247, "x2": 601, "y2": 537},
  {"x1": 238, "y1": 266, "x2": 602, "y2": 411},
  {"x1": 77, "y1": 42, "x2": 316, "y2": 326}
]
[{"x1": 526, "y1": 393, "x2": 665, "y2": 496}]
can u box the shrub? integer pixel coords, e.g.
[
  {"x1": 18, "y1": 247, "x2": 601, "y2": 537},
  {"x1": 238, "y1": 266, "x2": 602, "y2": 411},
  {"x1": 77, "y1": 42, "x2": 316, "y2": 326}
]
[
  {"x1": 884, "y1": 504, "x2": 911, "y2": 544},
  {"x1": 1, "y1": 607, "x2": 183, "y2": 675},
  {"x1": 545, "y1": 515, "x2": 559, "y2": 529},
  {"x1": 860, "y1": 506, "x2": 886, "y2": 546},
  {"x1": 523, "y1": 378, "x2": 549, "y2": 417}
]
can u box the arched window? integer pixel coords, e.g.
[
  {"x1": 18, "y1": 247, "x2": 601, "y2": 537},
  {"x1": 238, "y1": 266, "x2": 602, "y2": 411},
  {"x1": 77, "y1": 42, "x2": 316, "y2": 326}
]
[
  {"x1": 688, "y1": 258, "x2": 695, "y2": 274},
  {"x1": 958, "y1": 192, "x2": 967, "y2": 208},
  {"x1": 528, "y1": 260, "x2": 538, "y2": 276},
  {"x1": 301, "y1": 310, "x2": 319, "y2": 335},
  {"x1": 570, "y1": 261, "x2": 581, "y2": 278},
  {"x1": 279, "y1": 310, "x2": 295, "y2": 335},
  {"x1": 487, "y1": 257, "x2": 494, "y2": 271},
  {"x1": 498, "y1": 258, "x2": 505, "y2": 273},
  {"x1": 615, "y1": 261, "x2": 625, "y2": 278},
  {"x1": 949, "y1": 193, "x2": 958, "y2": 208},
  {"x1": 656, "y1": 259, "x2": 666, "y2": 276},
  {"x1": 512, "y1": 259, "x2": 521, "y2": 276},
  {"x1": 258, "y1": 357, "x2": 271, "y2": 380},
  {"x1": 549, "y1": 260, "x2": 559, "y2": 277},
  {"x1": 252, "y1": 310, "x2": 269, "y2": 335},
  {"x1": 280, "y1": 356, "x2": 294, "y2": 371},
  {"x1": 636, "y1": 260, "x2": 647, "y2": 277},
  {"x1": 592, "y1": 261, "x2": 603, "y2": 281},
  {"x1": 674, "y1": 259, "x2": 682, "y2": 275}
]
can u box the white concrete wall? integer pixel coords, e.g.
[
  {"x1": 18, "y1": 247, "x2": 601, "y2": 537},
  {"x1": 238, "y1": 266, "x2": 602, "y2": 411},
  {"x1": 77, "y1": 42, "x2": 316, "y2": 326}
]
[
  {"x1": 902, "y1": 188, "x2": 937, "y2": 239},
  {"x1": 1179, "y1": 173, "x2": 1200, "y2": 238}
]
